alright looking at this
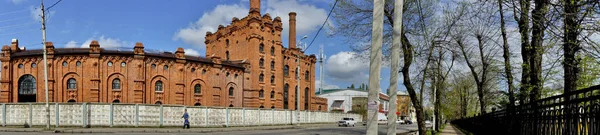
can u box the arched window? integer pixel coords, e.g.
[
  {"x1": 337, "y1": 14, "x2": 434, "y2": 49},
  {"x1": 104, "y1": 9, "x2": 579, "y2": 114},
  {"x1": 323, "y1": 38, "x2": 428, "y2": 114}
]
[
  {"x1": 155, "y1": 81, "x2": 163, "y2": 92},
  {"x1": 226, "y1": 39, "x2": 230, "y2": 47},
  {"x1": 284, "y1": 65, "x2": 289, "y2": 77},
  {"x1": 113, "y1": 100, "x2": 120, "y2": 103},
  {"x1": 305, "y1": 87, "x2": 309, "y2": 110},
  {"x1": 112, "y1": 79, "x2": 121, "y2": 90},
  {"x1": 107, "y1": 62, "x2": 112, "y2": 67},
  {"x1": 163, "y1": 65, "x2": 168, "y2": 70},
  {"x1": 67, "y1": 99, "x2": 76, "y2": 103},
  {"x1": 121, "y1": 62, "x2": 126, "y2": 67},
  {"x1": 155, "y1": 101, "x2": 162, "y2": 105},
  {"x1": 151, "y1": 64, "x2": 156, "y2": 69},
  {"x1": 63, "y1": 61, "x2": 68, "y2": 67},
  {"x1": 259, "y1": 90, "x2": 264, "y2": 98},
  {"x1": 18, "y1": 64, "x2": 23, "y2": 68},
  {"x1": 229, "y1": 87, "x2": 234, "y2": 96},
  {"x1": 194, "y1": 84, "x2": 201, "y2": 94},
  {"x1": 270, "y1": 75, "x2": 275, "y2": 84},
  {"x1": 259, "y1": 73, "x2": 264, "y2": 82},
  {"x1": 226, "y1": 51, "x2": 230, "y2": 60},
  {"x1": 270, "y1": 46, "x2": 275, "y2": 55},
  {"x1": 229, "y1": 104, "x2": 234, "y2": 107},
  {"x1": 270, "y1": 90, "x2": 275, "y2": 99},
  {"x1": 18, "y1": 75, "x2": 36, "y2": 95},
  {"x1": 259, "y1": 43, "x2": 264, "y2": 53},
  {"x1": 259, "y1": 58, "x2": 264, "y2": 68},
  {"x1": 76, "y1": 61, "x2": 81, "y2": 67},
  {"x1": 259, "y1": 105, "x2": 264, "y2": 108},
  {"x1": 270, "y1": 61, "x2": 275, "y2": 70},
  {"x1": 67, "y1": 78, "x2": 76, "y2": 89},
  {"x1": 194, "y1": 103, "x2": 201, "y2": 106},
  {"x1": 305, "y1": 71, "x2": 310, "y2": 80}
]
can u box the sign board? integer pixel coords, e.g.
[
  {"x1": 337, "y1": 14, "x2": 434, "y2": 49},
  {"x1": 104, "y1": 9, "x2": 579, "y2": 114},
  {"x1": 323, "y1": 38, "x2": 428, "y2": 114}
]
[{"x1": 367, "y1": 101, "x2": 378, "y2": 110}]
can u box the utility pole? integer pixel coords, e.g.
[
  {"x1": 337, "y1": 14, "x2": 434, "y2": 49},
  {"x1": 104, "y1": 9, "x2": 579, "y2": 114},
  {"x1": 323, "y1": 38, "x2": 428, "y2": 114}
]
[
  {"x1": 296, "y1": 36, "x2": 307, "y2": 126},
  {"x1": 367, "y1": 0, "x2": 384, "y2": 134},
  {"x1": 387, "y1": 0, "x2": 403, "y2": 134},
  {"x1": 40, "y1": 0, "x2": 51, "y2": 130}
]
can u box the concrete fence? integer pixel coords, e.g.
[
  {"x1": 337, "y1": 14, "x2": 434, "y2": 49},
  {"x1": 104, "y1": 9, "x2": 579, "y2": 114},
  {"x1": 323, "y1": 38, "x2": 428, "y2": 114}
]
[{"x1": 0, "y1": 103, "x2": 362, "y2": 128}]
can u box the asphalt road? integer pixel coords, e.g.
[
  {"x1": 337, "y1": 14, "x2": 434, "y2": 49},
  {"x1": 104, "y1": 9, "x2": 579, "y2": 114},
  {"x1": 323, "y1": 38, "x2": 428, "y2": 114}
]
[{"x1": 1, "y1": 124, "x2": 418, "y2": 135}]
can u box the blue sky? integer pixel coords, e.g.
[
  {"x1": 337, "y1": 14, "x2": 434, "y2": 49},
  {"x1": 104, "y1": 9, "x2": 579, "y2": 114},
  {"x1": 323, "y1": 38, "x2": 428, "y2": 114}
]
[{"x1": 0, "y1": 0, "x2": 402, "y2": 94}]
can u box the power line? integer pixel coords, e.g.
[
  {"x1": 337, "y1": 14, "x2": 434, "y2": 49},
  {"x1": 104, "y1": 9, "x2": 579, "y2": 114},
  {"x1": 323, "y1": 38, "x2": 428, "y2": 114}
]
[
  {"x1": 0, "y1": 29, "x2": 37, "y2": 36},
  {"x1": 0, "y1": 9, "x2": 28, "y2": 16},
  {"x1": 305, "y1": 0, "x2": 338, "y2": 51},
  {"x1": 0, "y1": 22, "x2": 38, "y2": 30},
  {"x1": 0, "y1": 16, "x2": 29, "y2": 23},
  {"x1": 45, "y1": 0, "x2": 63, "y2": 11}
]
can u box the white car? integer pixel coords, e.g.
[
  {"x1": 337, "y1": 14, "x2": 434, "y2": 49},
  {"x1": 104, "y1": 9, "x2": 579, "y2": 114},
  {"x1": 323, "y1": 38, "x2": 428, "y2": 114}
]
[
  {"x1": 338, "y1": 118, "x2": 356, "y2": 127},
  {"x1": 396, "y1": 119, "x2": 405, "y2": 124}
]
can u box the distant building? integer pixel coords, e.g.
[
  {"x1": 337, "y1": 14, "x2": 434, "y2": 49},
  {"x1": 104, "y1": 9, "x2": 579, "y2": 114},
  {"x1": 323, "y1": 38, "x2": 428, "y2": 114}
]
[
  {"x1": 316, "y1": 89, "x2": 389, "y2": 114},
  {"x1": 396, "y1": 91, "x2": 416, "y2": 122}
]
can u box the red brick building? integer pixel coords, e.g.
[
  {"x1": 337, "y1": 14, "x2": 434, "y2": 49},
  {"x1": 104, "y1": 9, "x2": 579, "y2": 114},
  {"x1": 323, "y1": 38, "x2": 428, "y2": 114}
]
[{"x1": 0, "y1": 0, "x2": 327, "y2": 111}]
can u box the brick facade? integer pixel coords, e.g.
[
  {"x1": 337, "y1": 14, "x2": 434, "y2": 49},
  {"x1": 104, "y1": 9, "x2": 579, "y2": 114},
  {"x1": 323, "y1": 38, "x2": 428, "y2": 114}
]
[
  {"x1": 204, "y1": 0, "x2": 327, "y2": 111},
  {"x1": 0, "y1": 0, "x2": 327, "y2": 111}
]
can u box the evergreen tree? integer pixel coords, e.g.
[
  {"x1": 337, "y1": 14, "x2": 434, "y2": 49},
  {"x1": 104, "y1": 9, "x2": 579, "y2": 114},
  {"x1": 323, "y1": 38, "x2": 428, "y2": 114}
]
[{"x1": 350, "y1": 84, "x2": 355, "y2": 89}]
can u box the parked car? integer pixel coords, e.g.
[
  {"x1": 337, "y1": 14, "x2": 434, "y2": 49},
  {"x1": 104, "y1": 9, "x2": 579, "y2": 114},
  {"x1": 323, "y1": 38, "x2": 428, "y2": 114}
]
[
  {"x1": 396, "y1": 119, "x2": 405, "y2": 124},
  {"x1": 338, "y1": 117, "x2": 356, "y2": 127},
  {"x1": 405, "y1": 120, "x2": 413, "y2": 124}
]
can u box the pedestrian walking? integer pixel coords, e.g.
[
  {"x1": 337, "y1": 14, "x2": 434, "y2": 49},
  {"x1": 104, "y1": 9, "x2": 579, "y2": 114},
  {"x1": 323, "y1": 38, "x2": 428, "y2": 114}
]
[{"x1": 182, "y1": 109, "x2": 190, "y2": 129}]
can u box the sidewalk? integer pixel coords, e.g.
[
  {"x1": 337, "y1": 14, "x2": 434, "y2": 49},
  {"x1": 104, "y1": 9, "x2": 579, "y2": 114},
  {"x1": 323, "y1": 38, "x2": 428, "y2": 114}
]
[
  {"x1": 439, "y1": 124, "x2": 465, "y2": 135},
  {"x1": 0, "y1": 123, "x2": 335, "y2": 133}
]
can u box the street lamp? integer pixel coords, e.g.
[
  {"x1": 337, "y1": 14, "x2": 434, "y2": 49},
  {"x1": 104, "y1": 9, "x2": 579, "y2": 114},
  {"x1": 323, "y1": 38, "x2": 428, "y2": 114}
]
[{"x1": 296, "y1": 35, "x2": 307, "y2": 126}]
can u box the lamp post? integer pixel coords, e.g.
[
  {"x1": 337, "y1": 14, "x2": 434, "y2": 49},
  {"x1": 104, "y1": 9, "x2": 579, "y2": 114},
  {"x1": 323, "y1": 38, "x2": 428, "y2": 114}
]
[{"x1": 296, "y1": 35, "x2": 307, "y2": 126}]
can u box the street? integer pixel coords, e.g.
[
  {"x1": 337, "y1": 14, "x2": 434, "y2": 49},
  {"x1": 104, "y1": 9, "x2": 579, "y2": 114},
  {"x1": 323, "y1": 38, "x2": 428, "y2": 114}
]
[{"x1": 0, "y1": 124, "x2": 418, "y2": 135}]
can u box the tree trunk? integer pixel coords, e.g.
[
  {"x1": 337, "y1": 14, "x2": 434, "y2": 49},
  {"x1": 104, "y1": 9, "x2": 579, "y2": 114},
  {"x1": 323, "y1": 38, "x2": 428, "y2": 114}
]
[
  {"x1": 498, "y1": 0, "x2": 516, "y2": 133},
  {"x1": 498, "y1": 0, "x2": 515, "y2": 111},
  {"x1": 456, "y1": 36, "x2": 487, "y2": 114},
  {"x1": 529, "y1": 0, "x2": 549, "y2": 101},
  {"x1": 563, "y1": 0, "x2": 581, "y2": 94},
  {"x1": 401, "y1": 32, "x2": 427, "y2": 135},
  {"x1": 514, "y1": 0, "x2": 531, "y2": 104}
]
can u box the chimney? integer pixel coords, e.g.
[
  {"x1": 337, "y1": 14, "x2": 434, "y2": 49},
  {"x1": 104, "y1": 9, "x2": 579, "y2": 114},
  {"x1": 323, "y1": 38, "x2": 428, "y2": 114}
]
[
  {"x1": 250, "y1": 0, "x2": 260, "y2": 14},
  {"x1": 289, "y1": 12, "x2": 297, "y2": 49}
]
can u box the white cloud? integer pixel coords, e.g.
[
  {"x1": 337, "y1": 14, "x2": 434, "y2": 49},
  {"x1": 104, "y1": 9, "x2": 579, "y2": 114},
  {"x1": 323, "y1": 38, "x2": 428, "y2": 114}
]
[
  {"x1": 325, "y1": 51, "x2": 369, "y2": 84},
  {"x1": 10, "y1": 0, "x2": 26, "y2": 4},
  {"x1": 173, "y1": 4, "x2": 249, "y2": 49},
  {"x1": 64, "y1": 41, "x2": 78, "y2": 48},
  {"x1": 184, "y1": 48, "x2": 201, "y2": 56},
  {"x1": 79, "y1": 36, "x2": 128, "y2": 48},
  {"x1": 174, "y1": 0, "x2": 329, "y2": 49},
  {"x1": 263, "y1": 0, "x2": 329, "y2": 38},
  {"x1": 315, "y1": 80, "x2": 340, "y2": 90}
]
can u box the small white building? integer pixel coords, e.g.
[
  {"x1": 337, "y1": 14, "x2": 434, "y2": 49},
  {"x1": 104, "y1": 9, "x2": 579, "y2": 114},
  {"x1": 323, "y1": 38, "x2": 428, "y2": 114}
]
[{"x1": 316, "y1": 89, "x2": 390, "y2": 115}]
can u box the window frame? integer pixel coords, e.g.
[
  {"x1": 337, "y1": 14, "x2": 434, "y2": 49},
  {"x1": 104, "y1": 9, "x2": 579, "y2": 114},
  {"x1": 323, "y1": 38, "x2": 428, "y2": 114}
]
[
  {"x1": 155, "y1": 81, "x2": 163, "y2": 92},
  {"x1": 67, "y1": 78, "x2": 77, "y2": 90},
  {"x1": 112, "y1": 78, "x2": 121, "y2": 90}
]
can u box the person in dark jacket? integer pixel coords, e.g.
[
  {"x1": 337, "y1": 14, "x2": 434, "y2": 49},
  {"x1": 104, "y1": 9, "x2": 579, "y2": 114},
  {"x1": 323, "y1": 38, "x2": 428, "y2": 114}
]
[{"x1": 182, "y1": 109, "x2": 190, "y2": 129}]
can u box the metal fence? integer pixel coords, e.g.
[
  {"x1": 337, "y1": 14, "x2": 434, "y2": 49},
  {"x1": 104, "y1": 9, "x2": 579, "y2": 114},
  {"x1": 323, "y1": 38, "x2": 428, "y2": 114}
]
[{"x1": 452, "y1": 85, "x2": 600, "y2": 135}]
